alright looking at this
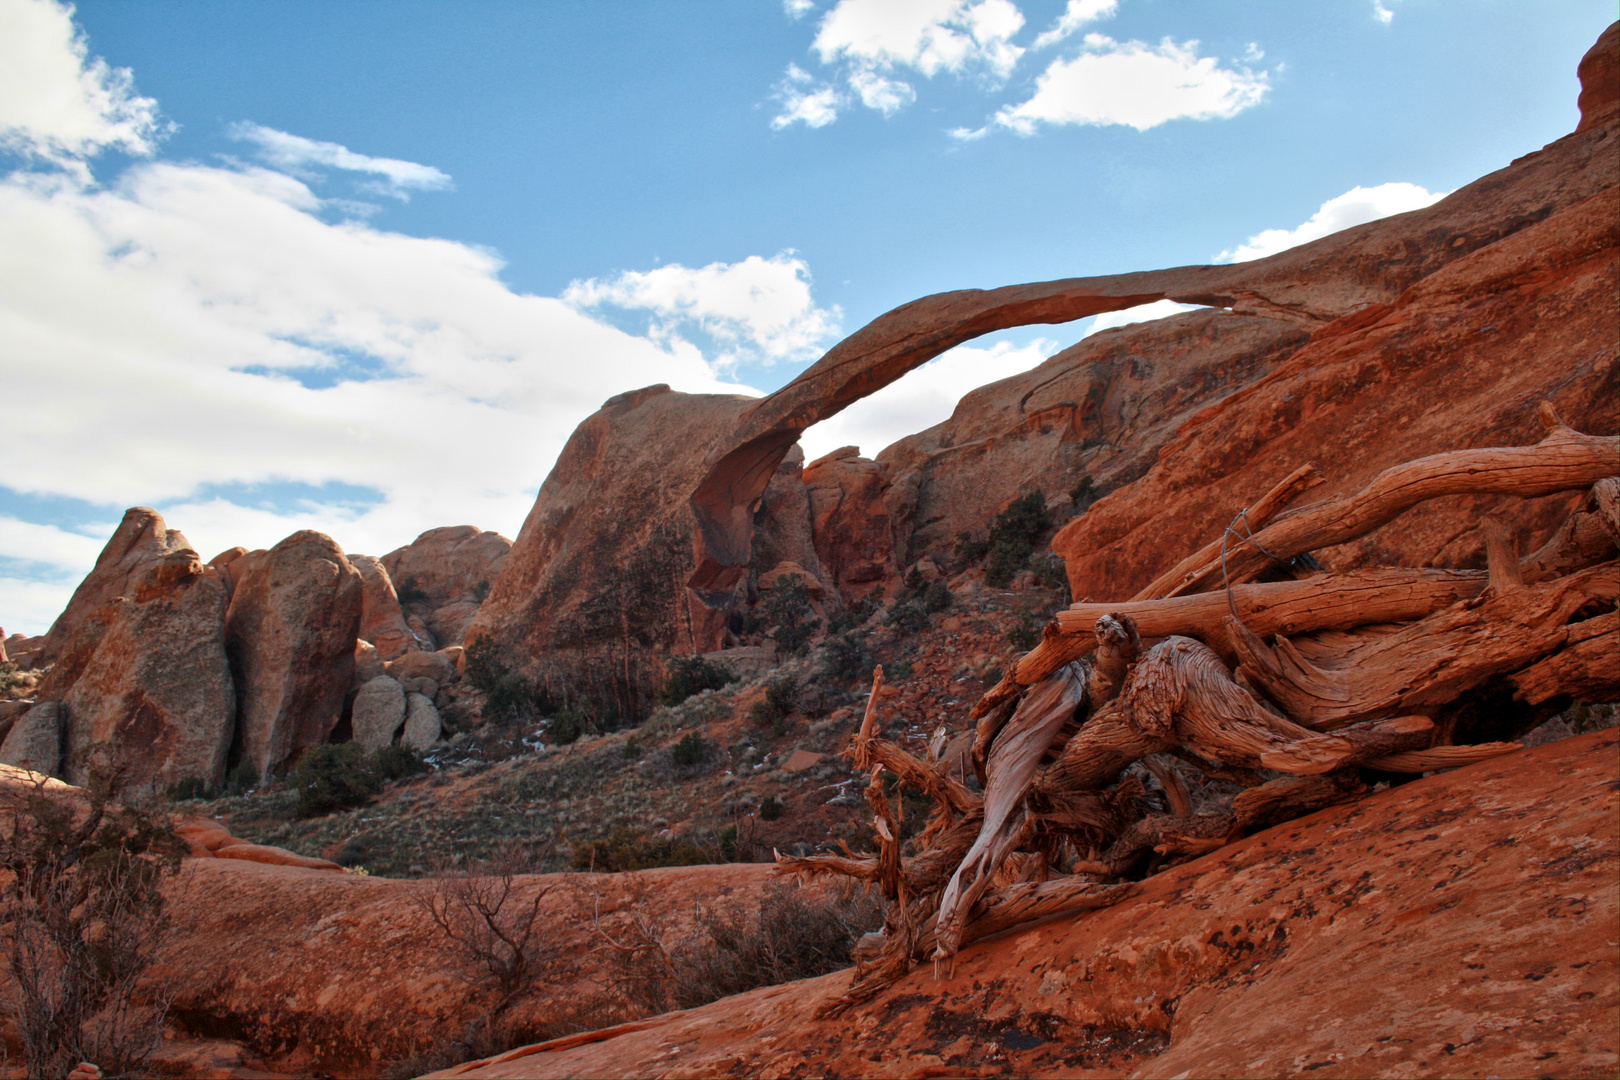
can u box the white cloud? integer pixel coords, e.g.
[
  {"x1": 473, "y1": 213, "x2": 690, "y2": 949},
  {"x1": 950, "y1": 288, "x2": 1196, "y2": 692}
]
[
  {"x1": 783, "y1": 0, "x2": 817, "y2": 18},
  {"x1": 771, "y1": 64, "x2": 845, "y2": 129},
  {"x1": 1217, "y1": 182, "x2": 1448, "y2": 262},
  {"x1": 0, "y1": 0, "x2": 163, "y2": 174},
  {"x1": 780, "y1": 0, "x2": 1024, "y2": 126},
  {"x1": 994, "y1": 34, "x2": 1270, "y2": 134},
  {"x1": 1372, "y1": 1, "x2": 1395, "y2": 25},
  {"x1": 0, "y1": 516, "x2": 111, "y2": 571},
  {"x1": 799, "y1": 338, "x2": 1055, "y2": 462},
  {"x1": 564, "y1": 253, "x2": 841, "y2": 368},
  {"x1": 1031, "y1": 0, "x2": 1118, "y2": 50},
  {"x1": 0, "y1": 576, "x2": 80, "y2": 641},
  {"x1": 228, "y1": 122, "x2": 453, "y2": 201}
]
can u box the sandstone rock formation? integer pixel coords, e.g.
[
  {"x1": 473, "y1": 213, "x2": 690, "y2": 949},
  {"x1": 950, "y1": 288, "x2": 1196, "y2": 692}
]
[
  {"x1": 802, "y1": 447, "x2": 902, "y2": 601},
  {"x1": 351, "y1": 554, "x2": 422, "y2": 661},
  {"x1": 350, "y1": 675, "x2": 407, "y2": 753},
  {"x1": 21, "y1": 511, "x2": 237, "y2": 791},
  {"x1": 226, "y1": 530, "x2": 363, "y2": 779},
  {"x1": 35, "y1": 507, "x2": 195, "y2": 669},
  {"x1": 472, "y1": 24, "x2": 1617, "y2": 713},
  {"x1": 381, "y1": 525, "x2": 511, "y2": 647}
]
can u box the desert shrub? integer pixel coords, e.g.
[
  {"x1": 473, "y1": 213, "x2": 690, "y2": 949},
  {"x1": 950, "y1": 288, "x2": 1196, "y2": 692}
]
[
  {"x1": 1007, "y1": 613, "x2": 1041, "y2": 651},
  {"x1": 759, "y1": 795, "x2": 784, "y2": 821},
  {"x1": 0, "y1": 753, "x2": 187, "y2": 1079},
  {"x1": 761, "y1": 576, "x2": 821, "y2": 656},
  {"x1": 984, "y1": 490, "x2": 1053, "y2": 587},
  {"x1": 981, "y1": 664, "x2": 1003, "y2": 690},
  {"x1": 817, "y1": 632, "x2": 873, "y2": 684},
  {"x1": 660, "y1": 655, "x2": 736, "y2": 705},
  {"x1": 372, "y1": 744, "x2": 429, "y2": 783},
  {"x1": 748, "y1": 677, "x2": 798, "y2": 728},
  {"x1": 571, "y1": 828, "x2": 710, "y2": 873},
  {"x1": 954, "y1": 530, "x2": 990, "y2": 563},
  {"x1": 165, "y1": 776, "x2": 211, "y2": 802},
  {"x1": 641, "y1": 690, "x2": 730, "y2": 741},
  {"x1": 545, "y1": 709, "x2": 588, "y2": 747},
  {"x1": 471, "y1": 579, "x2": 491, "y2": 602},
  {"x1": 220, "y1": 757, "x2": 258, "y2": 797},
  {"x1": 885, "y1": 659, "x2": 913, "y2": 682},
  {"x1": 1029, "y1": 553, "x2": 1072, "y2": 601},
  {"x1": 395, "y1": 575, "x2": 430, "y2": 607},
  {"x1": 827, "y1": 597, "x2": 880, "y2": 635},
  {"x1": 464, "y1": 638, "x2": 554, "y2": 726},
  {"x1": 671, "y1": 732, "x2": 707, "y2": 767},
  {"x1": 0, "y1": 661, "x2": 22, "y2": 697},
  {"x1": 885, "y1": 569, "x2": 951, "y2": 633},
  {"x1": 622, "y1": 735, "x2": 641, "y2": 760},
  {"x1": 597, "y1": 881, "x2": 883, "y2": 1016},
  {"x1": 1069, "y1": 475, "x2": 1098, "y2": 514}
]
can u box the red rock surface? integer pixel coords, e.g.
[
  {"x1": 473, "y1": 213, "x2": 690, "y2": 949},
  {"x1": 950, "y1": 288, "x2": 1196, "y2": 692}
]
[
  {"x1": 443, "y1": 729, "x2": 1619, "y2": 1080},
  {"x1": 351, "y1": 553, "x2": 422, "y2": 661},
  {"x1": 380, "y1": 525, "x2": 511, "y2": 647},
  {"x1": 31, "y1": 513, "x2": 235, "y2": 791},
  {"x1": 225, "y1": 530, "x2": 363, "y2": 779},
  {"x1": 803, "y1": 447, "x2": 902, "y2": 602},
  {"x1": 35, "y1": 507, "x2": 196, "y2": 669}
]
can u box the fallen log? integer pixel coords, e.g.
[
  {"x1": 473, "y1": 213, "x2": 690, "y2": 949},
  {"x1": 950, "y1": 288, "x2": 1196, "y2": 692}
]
[
  {"x1": 1153, "y1": 406, "x2": 1618, "y2": 596},
  {"x1": 1225, "y1": 563, "x2": 1617, "y2": 729}
]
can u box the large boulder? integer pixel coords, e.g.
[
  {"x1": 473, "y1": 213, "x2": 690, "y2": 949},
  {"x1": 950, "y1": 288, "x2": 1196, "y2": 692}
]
[
  {"x1": 225, "y1": 531, "x2": 363, "y2": 779},
  {"x1": 350, "y1": 554, "x2": 421, "y2": 661},
  {"x1": 0, "y1": 702, "x2": 63, "y2": 776},
  {"x1": 400, "y1": 692, "x2": 441, "y2": 751},
  {"x1": 29, "y1": 511, "x2": 235, "y2": 791},
  {"x1": 349, "y1": 676, "x2": 407, "y2": 753},
  {"x1": 380, "y1": 526, "x2": 512, "y2": 647},
  {"x1": 747, "y1": 444, "x2": 838, "y2": 610}
]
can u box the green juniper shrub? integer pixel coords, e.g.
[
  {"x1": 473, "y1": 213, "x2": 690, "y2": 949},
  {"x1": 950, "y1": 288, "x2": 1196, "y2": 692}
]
[
  {"x1": 221, "y1": 757, "x2": 258, "y2": 797},
  {"x1": 622, "y1": 735, "x2": 641, "y2": 760},
  {"x1": 981, "y1": 664, "x2": 1003, "y2": 690},
  {"x1": 672, "y1": 731, "x2": 708, "y2": 768},
  {"x1": 1069, "y1": 475, "x2": 1098, "y2": 514},
  {"x1": 747, "y1": 676, "x2": 798, "y2": 729},
  {"x1": 761, "y1": 576, "x2": 821, "y2": 656},
  {"x1": 954, "y1": 531, "x2": 989, "y2": 563},
  {"x1": 885, "y1": 660, "x2": 913, "y2": 683},
  {"x1": 827, "y1": 596, "x2": 879, "y2": 635},
  {"x1": 289, "y1": 742, "x2": 381, "y2": 818},
  {"x1": 395, "y1": 575, "x2": 430, "y2": 607},
  {"x1": 0, "y1": 660, "x2": 23, "y2": 697},
  {"x1": 1007, "y1": 613, "x2": 1042, "y2": 651},
  {"x1": 759, "y1": 794, "x2": 784, "y2": 821},
  {"x1": 571, "y1": 827, "x2": 710, "y2": 872},
  {"x1": 471, "y1": 579, "x2": 491, "y2": 602},
  {"x1": 984, "y1": 490, "x2": 1053, "y2": 587},
  {"x1": 165, "y1": 776, "x2": 211, "y2": 802},
  {"x1": 464, "y1": 638, "x2": 555, "y2": 726},
  {"x1": 660, "y1": 655, "x2": 736, "y2": 705},
  {"x1": 545, "y1": 709, "x2": 588, "y2": 747},
  {"x1": 1029, "y1": 554, "x2": 1072, "y2": 602},
  {"x1": 817, "y1": 632, "x2": 873, "y2": 684},
  {"x1": 371, "y1": 743, "x2": 429, "y2": 783}
]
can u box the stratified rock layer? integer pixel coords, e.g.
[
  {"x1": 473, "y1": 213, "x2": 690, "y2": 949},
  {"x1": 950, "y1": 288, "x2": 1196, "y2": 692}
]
[
  {"x1": 226, "y1": 530, "x2": 362, "y2": 778},
  {"x1": 443, "y1": 730, "x2": 1619, "y2": 1080}
]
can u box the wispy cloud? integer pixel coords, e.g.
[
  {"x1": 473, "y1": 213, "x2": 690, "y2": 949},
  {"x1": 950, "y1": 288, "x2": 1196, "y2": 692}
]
[
  {"x1": 990, "y1": 34, "x2": 1270, "y2": 135},
  {"x1": 1030, "y1": 0, "x2": 1118, "y2": 50},
  {"x1": 564, "y1": 253, "x2": 841, "y2": 368},
  {"x1": 1372, "y1": 1, "x2": 1396, "y2": 25},
  {"x1": 0, "y1": 0, "x2": 165, "y2": 176},
  {"x1": 783, "y1": 0, "x2": 817, "y2": 18},
  {"x1": 771, "y1": 64, "x2": 845, "y2": 129},
  {"x1": 1218, "y1": 182, "x2": 1448, "y2": 262},
  {"x1": 228, "y1": 122, "x2": 453, "y2": 201}
]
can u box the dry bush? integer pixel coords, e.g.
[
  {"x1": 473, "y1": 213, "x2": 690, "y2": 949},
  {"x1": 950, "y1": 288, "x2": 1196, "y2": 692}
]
[
  {"x1": 0, "y1": 753, "x2": 187, "y2": 1079},
  {"x1": 590, "y1": 879, "x2": 882, "y2": 1016}
]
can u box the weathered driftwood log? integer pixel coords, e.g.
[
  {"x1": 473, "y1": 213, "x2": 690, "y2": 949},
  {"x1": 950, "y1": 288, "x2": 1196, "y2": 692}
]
[
  {"x1": 912, "y1": 877, "x2": 1133, "y2": 958},
  {"x1": 1136, "y1": 463, "x2": 1326, "y2": 600},
  {"x1": 1225, "y1": 563, "x2": 1618, "y2": 729},
  {"x1": 931, "y1": 663, "x2": 1086, "y2": 964},
  {"x1": 973, "y1": 416, "x2": 1617, "y2": 719},
  {"x1": 1522, "y1": 477, "x2": 1619, "y2": 582},
  {"x1": 1152, "y1": 406, "x2": 1618, "y2": 596},
  {"x1": 976, "y1": 569, "x2": 1489, "y2": 718},
  {"x1": 1508, "y1": 608, "x2": 1620, "y2": 704}
]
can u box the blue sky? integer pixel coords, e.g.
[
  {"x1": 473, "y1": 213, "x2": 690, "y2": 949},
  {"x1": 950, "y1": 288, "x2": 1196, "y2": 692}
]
[{"x1": 0, "y1": 0, "x2": 1612, "y2": 636}]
